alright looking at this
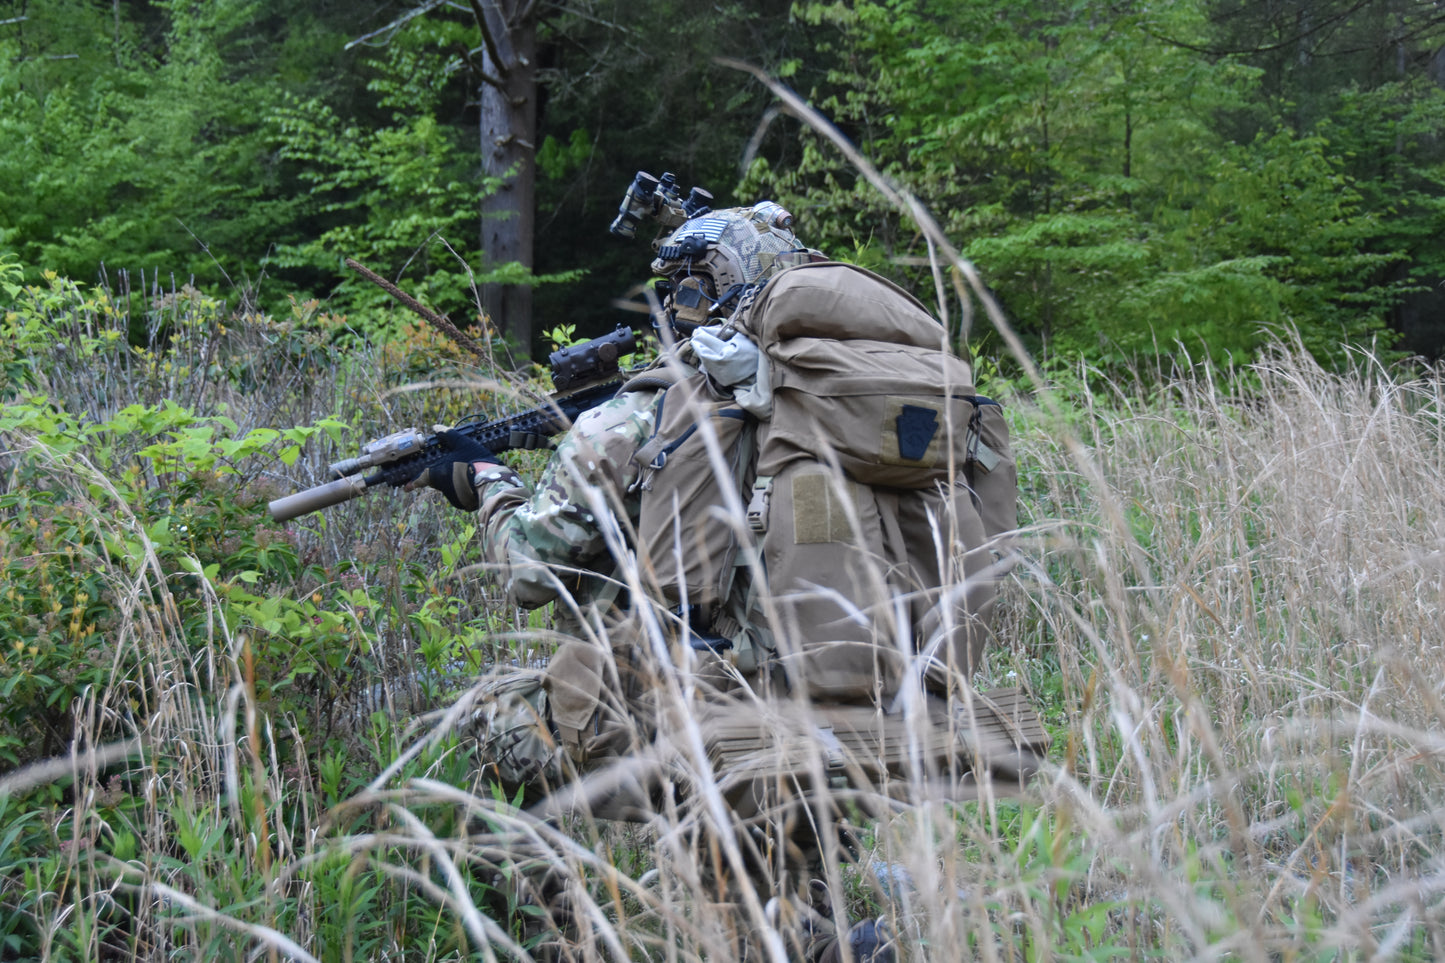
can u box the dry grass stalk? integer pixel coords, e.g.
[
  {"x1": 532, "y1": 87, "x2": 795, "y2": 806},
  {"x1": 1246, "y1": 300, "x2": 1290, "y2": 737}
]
[{"x1": 5, "y1": 89, "x2": 1445, "y2": 962}]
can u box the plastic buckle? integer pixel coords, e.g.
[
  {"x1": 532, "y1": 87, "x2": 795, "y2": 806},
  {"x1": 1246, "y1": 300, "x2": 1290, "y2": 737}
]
[{"x1": 746, "y1": 474, "x2": 773, "y2": 534}]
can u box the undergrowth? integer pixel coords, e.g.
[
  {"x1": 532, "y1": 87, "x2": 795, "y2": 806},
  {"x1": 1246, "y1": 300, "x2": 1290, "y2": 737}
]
[{"x1": 3, "y1": 253, "x2": 1444, "y2": 961}]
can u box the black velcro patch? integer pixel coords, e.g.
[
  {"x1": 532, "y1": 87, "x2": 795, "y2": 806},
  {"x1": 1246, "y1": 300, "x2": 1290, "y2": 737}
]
[{"x1": 895, "y1": 404, "x2": 939, "y2": 461}]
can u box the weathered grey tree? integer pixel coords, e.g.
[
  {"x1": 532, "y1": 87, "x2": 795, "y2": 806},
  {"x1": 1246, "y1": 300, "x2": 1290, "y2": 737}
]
[
  {"x1": 467, "y1": 0, "x2": 538, "y2": 363},
  {"x1": 351, "y1": 0, "x2": 540, "y2": 364}
]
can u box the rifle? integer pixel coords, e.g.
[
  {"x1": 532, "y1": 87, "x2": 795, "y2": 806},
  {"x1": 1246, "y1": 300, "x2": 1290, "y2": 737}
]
[{"x1": 268, "y1": 326, "x2": 640, "y2": 523}]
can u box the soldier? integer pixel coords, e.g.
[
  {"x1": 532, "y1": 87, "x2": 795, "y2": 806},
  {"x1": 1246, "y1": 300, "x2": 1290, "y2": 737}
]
[
  {"x1": 414, "y1": 195, "x2": 812, "y2": 784},
  {"x1": 416, "y1": 193, "x2": 893, "y2": 961},
  {"x1": 413, "y1": 173, "x2": 1035, "y2": 961}
]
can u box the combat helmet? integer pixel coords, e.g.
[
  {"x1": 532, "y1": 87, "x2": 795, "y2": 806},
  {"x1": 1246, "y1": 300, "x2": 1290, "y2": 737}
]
[
  {"x1": 649, "y1": 202, "x2": 807, "y2": 330},
  {"x1": 609, "y1": 170, "x2": 817, "y2": 335}
]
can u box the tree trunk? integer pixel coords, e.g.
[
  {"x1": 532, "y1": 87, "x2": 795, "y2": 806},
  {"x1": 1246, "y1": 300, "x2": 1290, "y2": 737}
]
[{"x1": 478, "y1": 2, "x2": 537, "y2": 366}]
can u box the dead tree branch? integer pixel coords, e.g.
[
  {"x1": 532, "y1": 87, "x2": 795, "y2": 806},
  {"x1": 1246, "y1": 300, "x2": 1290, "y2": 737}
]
[{"x1": 345, "y1": 258, "x2": 489, "y2": 361}]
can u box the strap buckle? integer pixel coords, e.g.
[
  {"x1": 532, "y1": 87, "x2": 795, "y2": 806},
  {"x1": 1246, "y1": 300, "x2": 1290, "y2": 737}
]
[{"x1": 746, "y1": 474, "x2": 773, "y2": 534}]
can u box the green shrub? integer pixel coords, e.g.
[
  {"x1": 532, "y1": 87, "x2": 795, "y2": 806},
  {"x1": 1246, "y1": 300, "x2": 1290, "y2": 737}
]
[{"x1": 0, "y1": 261, "x2": 534, "y2": 956}]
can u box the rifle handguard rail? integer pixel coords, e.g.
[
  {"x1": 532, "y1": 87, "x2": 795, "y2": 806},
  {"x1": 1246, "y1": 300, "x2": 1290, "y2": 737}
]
[{"x1": 268, "y1": 328, "x2": 643, "y2": 524}]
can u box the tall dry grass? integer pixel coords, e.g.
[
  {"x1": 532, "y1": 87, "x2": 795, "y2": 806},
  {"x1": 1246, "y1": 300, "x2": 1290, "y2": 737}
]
[
  {"x1": 987, "y1": 342, "x2": 1445, "y2": 960},
  {"x1": 3, "y1": 135, "x2": 1442, "y2": 957},
  {"x1": 8, "y1": 296, "x2": 1444, "y2": 960}
]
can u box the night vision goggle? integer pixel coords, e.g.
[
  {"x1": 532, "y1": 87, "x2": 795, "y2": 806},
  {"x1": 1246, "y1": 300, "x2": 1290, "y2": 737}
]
[{"x1": 608, "y1": 171, "x2": 714, "y2": 239}]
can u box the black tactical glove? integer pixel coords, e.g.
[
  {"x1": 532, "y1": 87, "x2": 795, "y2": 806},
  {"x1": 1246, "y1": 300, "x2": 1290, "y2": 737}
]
[{"x1": 408, "y1": 429, "x2": 497, "y2": 512}]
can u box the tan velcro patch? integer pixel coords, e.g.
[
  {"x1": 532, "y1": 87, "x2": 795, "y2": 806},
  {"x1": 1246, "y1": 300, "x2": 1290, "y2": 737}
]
[{"x1": 792, "y1": 472, "x2": 860, "y2": 544}]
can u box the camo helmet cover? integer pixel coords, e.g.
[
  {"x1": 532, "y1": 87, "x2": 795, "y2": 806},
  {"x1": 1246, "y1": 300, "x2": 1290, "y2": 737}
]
[{"x1": 651, "y1": 202, "x2": 809, "y2": 325}]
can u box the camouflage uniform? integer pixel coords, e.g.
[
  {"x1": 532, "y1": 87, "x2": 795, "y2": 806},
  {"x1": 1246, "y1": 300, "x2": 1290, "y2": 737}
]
[
  {"x1": 466, "y1": 386, "x2": 663, "y2": 792},
  {"x1": 463, "y1": 200, "x2": 810, "y2": 795},
  {"x1": 473, "y1": 389, "x2": 657, "y2": 610}
]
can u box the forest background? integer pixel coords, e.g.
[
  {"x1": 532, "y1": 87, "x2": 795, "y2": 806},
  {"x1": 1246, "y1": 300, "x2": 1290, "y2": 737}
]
[
  {"x1": 4, "y1": 0, "x2": 1445, "y2": 368},
  {"x1": 4, "y1": 0, "x2": 1445, "y2": 960}
]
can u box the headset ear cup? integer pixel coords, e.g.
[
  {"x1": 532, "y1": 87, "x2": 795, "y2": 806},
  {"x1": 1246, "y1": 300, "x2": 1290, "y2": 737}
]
[{"x1": 671, "y1": 276, "x2": 713, "y2": 326}]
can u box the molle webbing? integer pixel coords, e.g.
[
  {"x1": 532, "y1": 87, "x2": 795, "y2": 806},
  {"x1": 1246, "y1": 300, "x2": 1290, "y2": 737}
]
[{"x1": 692, "y1": 687, "x2": 1050, "y2": 793}]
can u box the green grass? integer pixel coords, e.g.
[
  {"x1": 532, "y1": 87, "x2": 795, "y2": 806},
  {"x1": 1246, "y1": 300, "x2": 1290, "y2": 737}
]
[{"x1": 3, "y1": 256, "x2": 1445, "y2": 961}]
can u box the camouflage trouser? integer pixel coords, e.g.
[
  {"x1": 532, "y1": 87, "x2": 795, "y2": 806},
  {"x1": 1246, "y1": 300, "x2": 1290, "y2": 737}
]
[
  {"x1": 468, "y1": 668, "x2": 567, "y2": 792},
  {"x1": 465, "y1": 645, "x2": 656, "y2": 799}
]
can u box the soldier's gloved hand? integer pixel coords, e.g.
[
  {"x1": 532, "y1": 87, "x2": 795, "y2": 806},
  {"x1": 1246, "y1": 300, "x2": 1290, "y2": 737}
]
[{"x1": 407, "y1": 429, "x2": 497, "y2": 512}]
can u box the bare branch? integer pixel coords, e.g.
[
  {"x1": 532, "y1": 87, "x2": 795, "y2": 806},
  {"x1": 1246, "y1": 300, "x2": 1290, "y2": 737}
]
[
  {"x1": 345, "y1": 257, "x2": 489, "y2": 360},
  {"x1": 1144, "y1": 0, "x2": 1377, "y2": 58},
  {"x1": 543, "y1": 2, "x2": 635, "y2": 34},
  {"x1": 739, "y1": 103, "x2": 784, "y2": 176},
  {"x1": 467, "y1": 0, "x2": 512, "y2": 76},
  {"x1": 448, "y1": 43, "x2": 510, "y2": 90},
  {"x1": 345, "y1": 0, "x2": 449, "y2": 51}
]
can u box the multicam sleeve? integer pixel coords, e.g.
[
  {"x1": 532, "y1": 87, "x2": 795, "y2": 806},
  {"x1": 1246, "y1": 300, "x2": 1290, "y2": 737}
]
[{"x1": 471, "y1": 389, "x2": 658, "y2": 609}]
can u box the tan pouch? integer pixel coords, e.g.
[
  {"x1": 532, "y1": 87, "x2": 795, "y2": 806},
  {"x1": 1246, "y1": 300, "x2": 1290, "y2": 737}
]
[
  {"x1": 761, "y1": 460, "x2": 907, "y2": 703},
  {"x1": 967, "y1": 399, "x2": 1018, "y2": 542},
  {"x1": 633, "y1": 370, "x2": 757, "y2": 608},
  {"x1": 544, "y1": 640, "x2": 607, "y2": 759},
  {"x1": 761, "y1": 336, "x2": 978, "y2": 488},
  {"x1": 891, "y1": 483, "x2": 998, "y2": 689}
]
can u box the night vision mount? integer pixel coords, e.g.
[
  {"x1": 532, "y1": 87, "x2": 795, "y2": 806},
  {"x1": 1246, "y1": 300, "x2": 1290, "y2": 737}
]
[{"x1": 608, "y1": 171, "x2": 714, "y2": 239}]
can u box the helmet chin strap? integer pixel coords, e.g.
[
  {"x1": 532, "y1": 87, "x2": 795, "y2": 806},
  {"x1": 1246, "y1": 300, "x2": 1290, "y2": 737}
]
[{"x1": 654, "y1": 282, "x2": 741, "y2": 344}]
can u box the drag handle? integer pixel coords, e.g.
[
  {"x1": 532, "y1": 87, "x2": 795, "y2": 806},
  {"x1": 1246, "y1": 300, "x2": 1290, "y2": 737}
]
[{"x1": 268, "y1": 475, "x2": 371, "y2": 522}]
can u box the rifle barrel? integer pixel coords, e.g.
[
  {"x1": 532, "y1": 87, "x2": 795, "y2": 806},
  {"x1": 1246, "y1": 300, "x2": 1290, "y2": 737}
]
[{"x1": 269, "y1": 475, "x2": 371, "y2": 523}]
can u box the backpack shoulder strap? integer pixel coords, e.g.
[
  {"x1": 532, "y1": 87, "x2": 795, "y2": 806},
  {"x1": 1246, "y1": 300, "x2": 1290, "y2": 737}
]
[{"x1": 620, "y1": 369, "x2": 679, "y2": 395}]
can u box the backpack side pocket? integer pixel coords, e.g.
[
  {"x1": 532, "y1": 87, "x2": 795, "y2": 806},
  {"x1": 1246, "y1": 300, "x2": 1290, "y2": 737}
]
[{"x1": 633, "y1": 371, "x2": 757, "y2": 610}]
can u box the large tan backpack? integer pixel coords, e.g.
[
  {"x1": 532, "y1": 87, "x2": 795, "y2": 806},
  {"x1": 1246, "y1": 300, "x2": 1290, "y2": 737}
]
[{"x1": 629, "y1": 262, "x2": 1017, "y2": 703}]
